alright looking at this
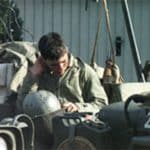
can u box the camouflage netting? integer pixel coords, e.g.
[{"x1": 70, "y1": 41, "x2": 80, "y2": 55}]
[{"x1": 0, "y1": 0, "x2": 23, "y2": 42}]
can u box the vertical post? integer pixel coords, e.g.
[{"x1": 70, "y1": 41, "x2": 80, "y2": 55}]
[{"x1": 121, "y1": 0, "x2": 145, "y2": 82}]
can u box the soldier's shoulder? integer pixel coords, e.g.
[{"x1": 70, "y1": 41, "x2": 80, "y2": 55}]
[{"x1": 75, "y1": 57, "x2": 96, "y2": 75}]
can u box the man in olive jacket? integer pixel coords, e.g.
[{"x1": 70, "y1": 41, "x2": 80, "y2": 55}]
[{"x1": 17, "y1": 32, "x2": 108, "y2": 114}]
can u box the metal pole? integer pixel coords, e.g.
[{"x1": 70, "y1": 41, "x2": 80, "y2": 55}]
[{"x1": 121, "y1": 0, "x2": 145, "y2": 82}]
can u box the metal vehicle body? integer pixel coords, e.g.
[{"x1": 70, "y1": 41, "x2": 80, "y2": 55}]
[
  {"x1": 0, "y1": 86, "x2": 150, "y2": 150},
  {"x1": 0, "y1": 42, "x2": 149, "y2": 150},
  {"x1": 0, "y1": 0, "x2": 150, "y2": 150}
]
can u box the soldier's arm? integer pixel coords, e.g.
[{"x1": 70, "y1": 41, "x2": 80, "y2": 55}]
[
  {"x1": 16, "y1": 71, "x2": 38, "y2": 113},
  {"x1": 75, "y1": 64, "x2": 108, "y2": 113},
  {"x1": 16, "y1": 57, "x2": 46, "y2": 113}
]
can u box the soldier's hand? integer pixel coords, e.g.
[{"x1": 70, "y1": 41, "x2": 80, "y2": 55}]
[
  {"x1": 30, "y1": 56, "x2": 46, "y2": 76},
  {"x1": 62, "y1": 102, "x2": 79, "y2": 112}
]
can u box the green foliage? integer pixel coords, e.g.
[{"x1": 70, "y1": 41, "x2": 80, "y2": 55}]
[{"x1": 0, "y1": 0, "x2": 23, "y2": 43}]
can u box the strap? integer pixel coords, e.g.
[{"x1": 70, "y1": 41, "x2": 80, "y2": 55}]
[{"x1": 68, "y1": 124, "x2": 76, "y2": 150}]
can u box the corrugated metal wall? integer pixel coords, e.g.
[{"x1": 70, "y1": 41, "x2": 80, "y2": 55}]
[{"x1": 15, "y1": 0, "x2": 150, "y2": 82}]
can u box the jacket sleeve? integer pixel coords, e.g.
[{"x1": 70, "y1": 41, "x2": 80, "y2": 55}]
[
  {"x1": 16, "y1": 71, "x2": 38, "y2": 113},
  {"x1": 75, "y1": 64, "x2": 108, "y2": 113}
]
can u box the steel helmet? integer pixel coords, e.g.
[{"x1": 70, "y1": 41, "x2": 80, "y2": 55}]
[
  {"x1": 22, "y1": 90, "x2": 61, "y2": 145},
  {"x1": 23, "y1": 90, "x2": 61, "y2": 118}
]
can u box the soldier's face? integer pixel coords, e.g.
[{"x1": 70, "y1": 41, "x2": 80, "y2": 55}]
[{"x1": 45, "y1": 52, "x2": 69, "y2": 76}]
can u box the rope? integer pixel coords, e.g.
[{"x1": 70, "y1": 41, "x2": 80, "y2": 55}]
[
  {"x1": 90, "y1": 2, "x2": 102, "y2": 68},
  {"x1": 102, "y1": 0, "x2": 115, "y2": 63}
]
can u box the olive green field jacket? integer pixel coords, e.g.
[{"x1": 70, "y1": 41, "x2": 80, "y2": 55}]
[{"x1": 17, "y1": 54, "x2": 108, "y2": 113}]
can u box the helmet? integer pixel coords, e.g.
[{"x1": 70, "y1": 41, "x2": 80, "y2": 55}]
[
  {"x1": 23, "y1": 90, "x2": 61, "y2": 118},
  {"x1": 22, "y1": 90, "x2": 61, "y2": 145}
]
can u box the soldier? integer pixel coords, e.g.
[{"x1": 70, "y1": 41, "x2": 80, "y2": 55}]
[{"x1": 16, "y1": 32, "x2": 108, "y2": 115}]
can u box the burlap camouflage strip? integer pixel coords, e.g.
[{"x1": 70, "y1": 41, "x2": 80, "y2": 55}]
[{"x1": 0, "y1": 41, "x2": 39, "y2": 92}]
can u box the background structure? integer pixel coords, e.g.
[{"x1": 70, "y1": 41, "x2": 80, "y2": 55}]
[{"x1": 15, "y1": 0, "x2": 150, "y2": 82}]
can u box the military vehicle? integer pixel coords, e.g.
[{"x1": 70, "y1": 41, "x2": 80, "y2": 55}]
[{"x1": 0, "y1": 0, "x2": 150, "y2": 150}]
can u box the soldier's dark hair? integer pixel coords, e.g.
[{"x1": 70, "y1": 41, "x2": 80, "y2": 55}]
[{"x1": 38, "y1": 32, "x2": 68, "y2": 60}]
